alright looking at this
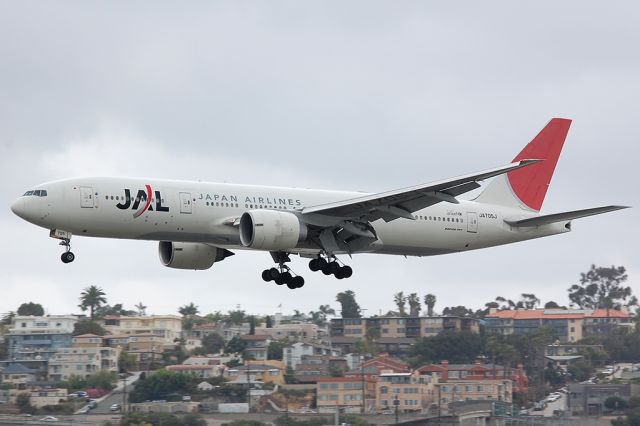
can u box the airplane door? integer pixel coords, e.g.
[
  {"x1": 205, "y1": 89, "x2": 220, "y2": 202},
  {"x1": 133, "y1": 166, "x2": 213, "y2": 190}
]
[
  {"x1": 467, "y1": 212, "x2": 478, "y2": 233},
  {"x1": 179, "y1": 192, "x2": 192, "y2": 214},
  {"x1": 80, "y1": 186, "x2": 94, "y2": 208}
]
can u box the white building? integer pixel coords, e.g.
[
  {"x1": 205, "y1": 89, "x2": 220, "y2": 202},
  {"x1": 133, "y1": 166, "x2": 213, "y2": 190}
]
[
  {"x1": 101, "y1": 315, "x2": 182, "y2": 348},
  {"x1": 284, "y1": 342, "x2": 340, "y2": 369}
]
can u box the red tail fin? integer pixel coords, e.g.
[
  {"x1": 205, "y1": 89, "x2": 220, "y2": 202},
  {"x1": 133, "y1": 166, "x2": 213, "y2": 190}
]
[{"x1": 508, "y1": 118, "x2": 572, "y2": 211}]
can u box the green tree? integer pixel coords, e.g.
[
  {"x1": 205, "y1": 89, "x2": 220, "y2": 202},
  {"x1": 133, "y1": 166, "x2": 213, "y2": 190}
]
[
  {"x1": 178, "y1": 302, "x2": 199, "y2": 317},
  {"x1": 249, "y1": 316, "x2": 256, "y2": 335},
  {"x1": 410, "y1": 330, "x2": 483, "y2": 365},
  {"x1": 518, "y1": 293, "x2": 540, "y2": 309},
  {"x1": 79, "y1": 285, "x2": 107, "y2": 320},
  {"x1": 86, "y1": 370, "x2": 117, "y2": 390},
  {"x1": 393, "y1": 292, "x2": 407, "y2": 316},
  {"x1": 119, "y1": 351, "x2": 137, "y2": 372},
  {"x1": 424, "y1": 294, "x2": 437, "y2": 316},
  {"x1": 225, "y1": 336, "x2": 247, "y2": 354},
  {"x1": 407, "y1": 293, "x2": 421, "y2": 317},
  {"x1": 128, "y1": 369, "x2": 191, "y2": 403},
  {"x1": 95, "y1": 303, "x2": 136, "y2": 318},
  {"x1": 605, "y1": 396, "x2": 629, "y2": 411},
  {"x1": 268, "y1": 341, "x2": 286, "y2": 360},
  {"x1": 226, "y1": 310, "x2": 246, "y2": 325},
  {"x1": 73, "y1": 320, "x2": 107, "y2": 336},
  {"x1": 197, "y1": 333, "x2": 225, "y2": 355},
  {"x1": 17, "y1": 302, "x2": 45, "y2": 316},
  {"x1": 16, "y1": 394, "x2": 35, "y2": 414},
  {"x1": 568, "y1": 265, "x2": 637, "y2": 310},
  {"x1": 336, "y1": 290, "x2": 361, "y2": 318},
  {"x1": 1, "y1": 311, "x2": 15, "y2": 325},
  {"x1": 544, "y1": 301, "x2": 564, "y2": 309},
  {"x1": 442, "y1": 306, "x2": 473, "y2": 317},
  {"x1": 265, "y1": 315, "x2": 273, "y2": 328}
]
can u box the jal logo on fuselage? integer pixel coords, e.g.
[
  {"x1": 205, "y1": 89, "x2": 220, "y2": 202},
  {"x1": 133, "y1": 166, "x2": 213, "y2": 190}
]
[{"x1": 116, "y1": 184, "x2": 169, "y2": 218}]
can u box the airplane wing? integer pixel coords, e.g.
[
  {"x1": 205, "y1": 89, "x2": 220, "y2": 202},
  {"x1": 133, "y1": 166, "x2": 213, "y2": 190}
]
[
  {"x1": 504, "y1": 205, "x2": 629, "y2": 227},
  {"x1": 302, "y1": 160, "x2": 541, "y2": 223}
]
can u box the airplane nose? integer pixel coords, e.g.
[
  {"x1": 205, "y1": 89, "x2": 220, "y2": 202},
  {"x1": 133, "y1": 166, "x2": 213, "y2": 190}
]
[{"x1": 10, "y1": 198, "x2": 25, "y2": 218}]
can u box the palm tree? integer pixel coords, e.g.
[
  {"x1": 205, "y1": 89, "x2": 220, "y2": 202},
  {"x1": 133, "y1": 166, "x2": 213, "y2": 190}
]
[
  {"x1": 407, "y1": 293, "x2": 422, "y2": 317},
  {"x1": 79, "y1": 286, "x2": 107, "y2": 320},
  {"x1": 424, "y1": 294, "x2": 437, "y2": 316},
  {"x1": 178, "y1": 302, "x2": 199, "y2": 317},
  {"x1": 393, "y1": 292, "x2": 407, "y2": 316},
  {"x1": 135, "y1": 302, "x2": 147, "y2": 316}
]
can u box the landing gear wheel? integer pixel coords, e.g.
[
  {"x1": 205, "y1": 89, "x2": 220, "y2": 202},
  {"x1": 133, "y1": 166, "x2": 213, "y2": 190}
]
[
  {"x1": 317, "y1": 257, "x2": 328, "y2": 269},
  {"x1": 268, "y1": 268, "x2": 280, "y2": 280},
  {"x1": 292, "y1": 276, "x2": 304, "y2": 288},
  {"x1": 280, "y1": 272, "x2": 292, "y2": 283},
  {"x1": 340, "y1": 265, "x2": 353, "y2": 279},
  {"x1": 262, "y1": 270, "x2": 272, "y2": 282},
  {"x1": 61, "y1": 252, "x2": 75, "y2": 264},
  {"x1": 274, "y1": 273, "x2": 285, "y2": 285},
  {"x1": 309, "y1": 258, "x2": 320, "y2": 272},
  {"x1": 328, "y1": 261, "x2": 340, "y2": 274}
]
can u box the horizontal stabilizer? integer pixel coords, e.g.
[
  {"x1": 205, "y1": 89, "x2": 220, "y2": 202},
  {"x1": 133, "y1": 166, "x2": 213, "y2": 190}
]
[{"x1": 505, "y1": 206, "x2": 629, "y2": 227}]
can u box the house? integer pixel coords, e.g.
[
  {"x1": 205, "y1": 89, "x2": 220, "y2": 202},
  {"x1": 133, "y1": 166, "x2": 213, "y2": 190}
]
[
  {"x1": 545, "y1": 344, "x2": 605, "y2": 370},
  {"x1": 226, "y1": 360, "x2": 285, "y2": 386},
  {"x1": 291, "y1": 355, "x2": 349, "y2": 383},
  {"x1": 197, "y1": 381, "x2": 215, "y2": 391},
  {"x1": 255, "y1": 322, "x2": 320, "y2": 341},
  {"x1": 418, "y1": 360, "x2": 528, "y2": 394},
  {"x1": 284, "y1": 342, "x2": 340, "y2": 369},
  {"x1": 1, "y1": 364, "x2": 39, "y2": 385},
  {"x1": 316, "y1": 376, "x2": 377, "y2": 414},
  {"x1": 10, "y1": 388, "x2": 68, "y2": 408},
  {"x1": 166, "y1": 364, "x2": 222, "y2": 378},
  {"x1": 239, "y1": 335, "x2": 271, "y2": 360},
  {"x1": 102, "y1": 333, "x2": 164, "y2": 368}
]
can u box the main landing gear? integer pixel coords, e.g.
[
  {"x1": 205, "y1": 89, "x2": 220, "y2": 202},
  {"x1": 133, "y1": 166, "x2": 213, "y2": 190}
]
[
  {"x1": 60, "y1": 238, "x2": 75, "y2": 264},
  {"x1": 308, "y1": 255, "x2": 353, "y2": 280},
  {"x1": 262, "y1": 251, "x2": 304, "y2": 290}
]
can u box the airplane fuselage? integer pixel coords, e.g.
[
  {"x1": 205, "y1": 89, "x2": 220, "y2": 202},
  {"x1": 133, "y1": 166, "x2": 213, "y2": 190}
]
[{"x1": 11, "y1": 177, "x2": 569, "y2": 257}]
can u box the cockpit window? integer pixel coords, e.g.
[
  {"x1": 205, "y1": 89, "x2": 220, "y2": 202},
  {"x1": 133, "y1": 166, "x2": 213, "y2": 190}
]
[{"x1": 22, "y1": 190, "x2": 47, "y2": 197}]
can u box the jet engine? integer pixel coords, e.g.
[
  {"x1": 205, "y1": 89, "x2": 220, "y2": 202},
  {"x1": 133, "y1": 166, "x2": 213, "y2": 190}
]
[
  {"x1": 239, "y1": 210, "x2": 307, "y2": 250},
  {"x1": 158, "y1": 241, "x2": 234, "y2": 270}
]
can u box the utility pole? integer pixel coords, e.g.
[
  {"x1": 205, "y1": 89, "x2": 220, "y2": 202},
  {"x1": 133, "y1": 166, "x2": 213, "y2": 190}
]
[{"x1": 360, "y1": 355, "x2": 365, "y2": 414}]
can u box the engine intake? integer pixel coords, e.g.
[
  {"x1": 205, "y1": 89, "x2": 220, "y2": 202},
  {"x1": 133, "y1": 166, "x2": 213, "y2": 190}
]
[
  {"x1": 158, "y1": 242, "x2": 234, "y2": 270},
  {"x1": 239, "y1": 210, "x2": 307, "y2": 250}
]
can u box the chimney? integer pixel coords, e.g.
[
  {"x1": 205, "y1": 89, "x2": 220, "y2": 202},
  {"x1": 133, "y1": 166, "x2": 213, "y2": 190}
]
[{"x1": 441, "y1": 360, "x2": 449, "y2": 381}]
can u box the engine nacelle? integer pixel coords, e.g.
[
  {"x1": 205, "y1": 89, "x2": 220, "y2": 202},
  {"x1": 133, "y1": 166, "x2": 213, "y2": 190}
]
[
  {"x1": 158, "y1": 241, "x2": 234, "y2": 270},
  {"x1": 239, "y1": 210, "x2": 307, "y2": 250}
]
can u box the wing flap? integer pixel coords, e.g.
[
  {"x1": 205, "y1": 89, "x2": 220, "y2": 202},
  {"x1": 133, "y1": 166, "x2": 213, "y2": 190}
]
[{"x1": 505, "y1": 205, "x2": 629, "y2": 227}]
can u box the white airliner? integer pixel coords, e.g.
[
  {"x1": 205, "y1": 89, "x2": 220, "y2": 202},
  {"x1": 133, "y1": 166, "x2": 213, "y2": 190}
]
[{"x1": 10, "y1": 118, "x2": 628, "y2": 289}]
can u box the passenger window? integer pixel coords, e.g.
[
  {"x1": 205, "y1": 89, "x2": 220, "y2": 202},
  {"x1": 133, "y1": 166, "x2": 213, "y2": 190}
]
[
  {"x1": 41, "y1": 190, "x2": 47, "y2": 196},
  {"x1": 33, "y1": 190, "x2": 41, "y2": 196}
]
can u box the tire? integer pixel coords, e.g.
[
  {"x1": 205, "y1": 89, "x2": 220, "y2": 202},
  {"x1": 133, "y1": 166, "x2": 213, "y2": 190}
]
[
  {"x1": 274, "y1": 274, "x2": 285, "y2": 285},
  {"x1": 262, "y1": 270, "x2": 272, "y2": 282},
  {"x1": 308, "y1": 259, "x2": 319, "y2": 271},
  {"x1": 321, "y1": 264, "x2": 333, "y2": 275},
  {"x1": 61, "y1": 252, "x2": 75, "y2": 263},
  {"x1": 268, "y1": 268, "x2": 280, "y2": 280},
  {"x1": 287, "y1": 281, "x2": 297, "y2": 289},
  {"x1": 341, "y1": 266, "x2": 353, "y2": 278},
  {"x1": 334, "y1": 269, "x2": 345, "y2": 279},
  {"x1": 328, "y1": 262, "x2": 340, "y2": 274},
  {"x1": 61, "y1": 253, "x2": 69, "y2": 263},
  {"x1": 317, "y1": 257, "x2": 328, "y2": 268},
  {"x1": 292, "y1": 276, "x2": 305, "y2": 288},
  {"x1": 280, "y1": 272, "x2": 292, "y2": 283}
]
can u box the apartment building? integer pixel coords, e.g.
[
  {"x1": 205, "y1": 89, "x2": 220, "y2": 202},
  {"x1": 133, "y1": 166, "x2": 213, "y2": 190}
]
[
  {"x1": 48, "y1": 346, "x2": 120, "y2": 381},
  {"x1": 1, "y1": 315, "x2": 77, "y2": 380},
  {"x1": 101, "y1": 315, "x2": 182, "y2": 348},
  {"x1": 9, "y1": 388, "x2": 68, "y2": 408},
  {"x1": 484, "y1": 308, "x2": 633, "y2": 343},
  {"x1": 256, "y1": 322, "x2": 320, "y2": 341},
  {"x1": 435, "y1": 380, "x2": 513, "y2": 404},
  {"x1": 292, "y1": 355, "x2": 349, "y2": 383},
  {"x1": 316, "y1": 376, "x2": 377, "y2": 414},
  {"x1": 568, "y1": 383, "x2": 640, "y2": 415},
  {"x1": 418, "y1": 360, "x2": 528, "y2": 394},
  {"x1": 330, "y1": 316, "x2": 480, "y2": 355},
  {"x1": 376, "y1": 371, "x2": 438, "y2": 414},
  {"x1": 103, "y1": 334, "x2": 164, "y2": 367}
]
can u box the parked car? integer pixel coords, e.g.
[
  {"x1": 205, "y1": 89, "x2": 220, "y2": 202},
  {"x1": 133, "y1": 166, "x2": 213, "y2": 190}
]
[
  {"x1": 110, "y1": 403, "x2": 121, "y2": 411},
  {"x1": 182, "y1": 395, "x2": 191, "y2": 401},
  {"x1": 39, "y1": 416, "x2": 59, "y2": 422},
  {"x1": 88, "y1": 400, "x2": 98, "y2": 409}
]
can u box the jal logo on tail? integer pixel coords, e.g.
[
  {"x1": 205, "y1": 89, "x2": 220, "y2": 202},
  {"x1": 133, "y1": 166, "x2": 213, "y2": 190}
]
[{"x1": 116, "y1": 184, "x2": 170, "y2": 218}]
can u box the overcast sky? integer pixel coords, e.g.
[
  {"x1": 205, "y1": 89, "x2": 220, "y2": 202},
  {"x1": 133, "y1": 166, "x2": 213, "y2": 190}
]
[{"x1": 0, "y1": 1, "x2": 637, "y2": 319}]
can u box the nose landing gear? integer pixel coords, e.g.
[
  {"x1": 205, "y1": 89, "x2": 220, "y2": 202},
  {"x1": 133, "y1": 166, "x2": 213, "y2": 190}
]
[{"x1": 59, "y1": 238, "x2": 75, "y2": 264}]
